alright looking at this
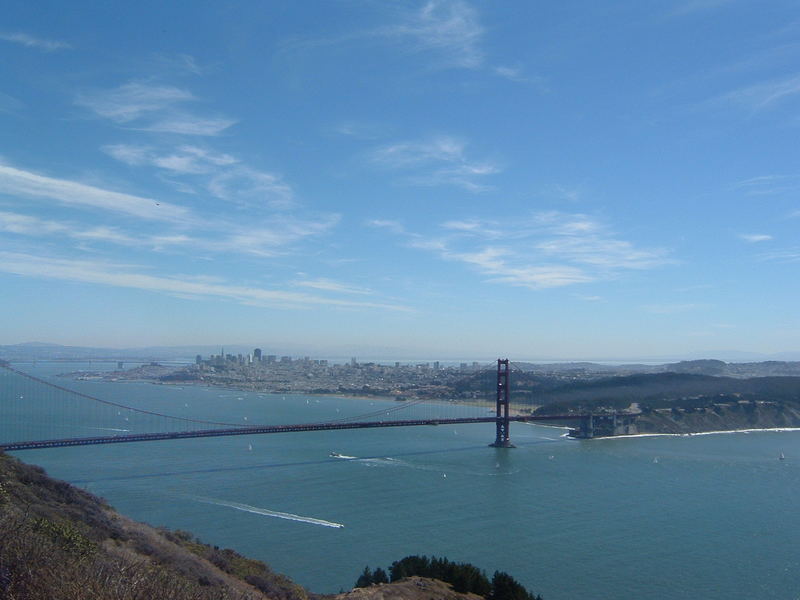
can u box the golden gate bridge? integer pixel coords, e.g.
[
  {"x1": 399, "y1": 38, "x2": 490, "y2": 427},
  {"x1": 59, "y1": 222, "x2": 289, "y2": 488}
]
[{"x1": 0, "y1": 359, "x2": 638, "y2": 452}]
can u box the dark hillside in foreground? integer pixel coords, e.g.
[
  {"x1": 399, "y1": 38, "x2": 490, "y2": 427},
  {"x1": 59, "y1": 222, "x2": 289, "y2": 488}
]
[{"x1": 0, "y1": 451, "x2": 308, "y2": 600}]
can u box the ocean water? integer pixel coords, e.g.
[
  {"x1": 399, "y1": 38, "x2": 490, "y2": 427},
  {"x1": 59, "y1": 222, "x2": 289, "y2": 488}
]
[{"x1": 4, "y1": 362, "x2": 800, "y2": 599}]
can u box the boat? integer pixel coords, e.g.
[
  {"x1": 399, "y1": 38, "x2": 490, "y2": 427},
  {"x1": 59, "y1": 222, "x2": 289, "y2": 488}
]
[
  {"x1": 779, "y1": 451, "x2": 785, "y2": 461},
  {"x1": 330, "y1": 451, "x2": 343, "y2": 458}
]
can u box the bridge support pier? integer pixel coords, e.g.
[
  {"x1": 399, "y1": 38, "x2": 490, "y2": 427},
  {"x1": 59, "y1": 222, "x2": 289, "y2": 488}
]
[{"x1": 489, "y1": 358, "x2": 515, "y2": 448}]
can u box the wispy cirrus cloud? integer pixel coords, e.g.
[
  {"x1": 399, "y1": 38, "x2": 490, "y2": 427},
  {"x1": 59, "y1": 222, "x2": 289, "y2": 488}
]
[
  {"x1": 104, "y1": 143, "x2": 293, "y2": 209},
  {"x1": 0, "y1": 251, "x2": 409, "y2": 312},
  {"x1": 103, "y1": 144, "x2": 238, "y2": 174},
  {"x1": 739, "y1": 233, "x2": 773, "y2": 243},
  {"x1": 0, "y1": 163, "x2": 190, "y2": 223},
  {"x1": 714, "y1": 74, "x2": 800, "y2": 112},
  {"x1": 380, "y1": 0, "x2": 484, "y2": 69},
  {"x1": 0, "y1": 206, "x2": 337, "y2": 258},
  {"x1": 371, "y1": 135, "x2": 499, "y2": 191},
  {"x1": 733, "y1": 174, "x2": 800, "y2": 196},
  {"x1": 371, "y1": 211, "x2": 672, "y2": 290},
  {"x1": 0, "y1": 161, "x2": 336, "y2": 257},
  {"x1": 76, "y1": 82, "x2": 193, "y2": 122},
  {"x1": 0, "y1": 210, "x2": 141, "y2": 246},
  {"x1": 291, "y1": 277, "x2": 372, "y2": 295},
  {"x1": 757, "y1": 248, "x2": 800, "y2": 263},
  {"x1": 142, "y1": 115, "x2": 236, "y2": 136},
  {"x1": 211, "y1": 214, "x2": 340, "y2": 257},
  {"x1": 75, "y1": 81, "x2": 236, "y2": 136},
  {"x1": 0, "y1": 32, "x2": 71, "y2": 51},
  {"x1": 208, "y1": 168, "x2": 294, "y2": 209},
  {"x1": 492, "y1": 65, "x2": 549, "y2": 90}
]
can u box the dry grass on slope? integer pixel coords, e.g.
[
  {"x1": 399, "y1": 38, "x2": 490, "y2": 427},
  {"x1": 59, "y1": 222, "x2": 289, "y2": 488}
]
[
  {"x1": 0, "y1": 452, "x2": 307, "y2": 600},
  {"x1": 333, "y1": 577, "x2": 484, "y2": 600}
]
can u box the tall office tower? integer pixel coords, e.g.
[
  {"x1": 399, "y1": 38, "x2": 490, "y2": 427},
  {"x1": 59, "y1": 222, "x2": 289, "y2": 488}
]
[{"x1": 254, "y1": 348, "x2": 262, "y2": 362}]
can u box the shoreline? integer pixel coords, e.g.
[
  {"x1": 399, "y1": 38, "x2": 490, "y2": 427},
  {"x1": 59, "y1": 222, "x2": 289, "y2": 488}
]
[
  {"x1": 64, "y1": 374, "x2": 800, "y2": 439},
  {"x1": 599, "y1": 426, "x2": 800, "y2": 440}
]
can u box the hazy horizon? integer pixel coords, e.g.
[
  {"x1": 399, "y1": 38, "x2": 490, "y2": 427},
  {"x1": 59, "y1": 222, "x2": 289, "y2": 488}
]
[{"x1": 3, "y1": 339, "x2": 800, "y2": 365}]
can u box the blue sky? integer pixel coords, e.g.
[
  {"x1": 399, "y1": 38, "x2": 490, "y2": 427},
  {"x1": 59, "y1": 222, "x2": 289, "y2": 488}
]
[{"x1": 1, "y1": 0, "x2": 799, "y2": 360}]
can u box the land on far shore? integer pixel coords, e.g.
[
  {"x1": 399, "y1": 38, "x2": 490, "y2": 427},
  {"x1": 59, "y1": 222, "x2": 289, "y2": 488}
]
[{"x1": 47, "y1": 356, "x2": 800, "y2": 436}]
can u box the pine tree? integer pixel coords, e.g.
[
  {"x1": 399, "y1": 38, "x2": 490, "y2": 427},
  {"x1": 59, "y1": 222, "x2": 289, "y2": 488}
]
[{"x1": 355, "y1": 566, "x2": 373, "y2": 588}]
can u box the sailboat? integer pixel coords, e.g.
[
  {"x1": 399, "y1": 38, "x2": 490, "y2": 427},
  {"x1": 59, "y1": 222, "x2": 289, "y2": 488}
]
[{"x1": 779, "y1": 450, "x2": 785, "y2": 461}]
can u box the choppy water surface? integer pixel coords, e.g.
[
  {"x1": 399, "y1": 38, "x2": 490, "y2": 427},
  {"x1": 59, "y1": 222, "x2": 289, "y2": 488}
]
[{"x1": 7, "y1": 363, "x2": 800, "y2": 599}]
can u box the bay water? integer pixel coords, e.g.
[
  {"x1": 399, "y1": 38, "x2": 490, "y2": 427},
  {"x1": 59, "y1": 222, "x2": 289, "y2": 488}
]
[{"x1": 5, "y1": 362, "x2": 800, "y2": 599}]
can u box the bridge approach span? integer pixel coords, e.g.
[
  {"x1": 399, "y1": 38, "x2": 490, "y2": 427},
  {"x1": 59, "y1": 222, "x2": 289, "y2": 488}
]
[{"x1": 1, "y1": 414, "x2": 594, "y2": 452}]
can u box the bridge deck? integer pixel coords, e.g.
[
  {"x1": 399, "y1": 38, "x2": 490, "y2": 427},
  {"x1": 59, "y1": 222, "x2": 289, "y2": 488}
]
[{"x1": 0, "y1": 414, "x2": 613, "y2": 451}]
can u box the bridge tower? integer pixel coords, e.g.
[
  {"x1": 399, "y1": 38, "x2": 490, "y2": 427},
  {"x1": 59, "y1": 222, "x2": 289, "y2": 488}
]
[{"x1": 489, "y1": 358, "x2": 515, "y2": 448}]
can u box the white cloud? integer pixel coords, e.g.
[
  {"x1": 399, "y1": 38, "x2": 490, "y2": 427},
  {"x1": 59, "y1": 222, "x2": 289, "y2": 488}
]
[
  {"x1": 76, "y1": 81, "x2": 236, "y2": 136},
  {"x1": 375, "y1": 211, "x2": 672, "y2": 290},
  {"x1": 0, "y1": 163, "x2": 190, "y2": 223},
  {"x1": 0, "y1": 211, "x2": 69, "y2": 236},
  {"x1": 492, "y1": 65, "x2": 548, "y2": 90},
  {"x1": 717, "y1": 74, "x2": 800, "y2": 111},
  {"x1": 758, "y1": 248, "x2": 800, "y2": 263},
  {"x1": 0, "y1": 252, "x2": 409, "y2": 312},
  {"x1": 292, "y1": 277, "x2": 372, "y2": 295},
  {"x1": 535, "y1": 235, "x2": 667, "y2": 270},
  {"x1": 0, "y1": 32, "x2": 70, "y2": 51},
  {"x1": 208, "y1": 168, "x2": 294, "y2": 209},
  {"x1": 442, "y1": 246, "x2": 595, "y2": 289},
  {"x1": 103, "y1": 144, "x2": 238, "y2": 174},
  {"x1": 733, "y1": 174, "x2": 800, "y2": 196},
  {"x1": 0, "y1": 207, "x2": 338, "y2": 257},
  {"x1": 381, "y1": 0, "x2": 484, "y2": 69},
  {"x1": 211, "y1": 214, "x2": 340, "y2": 257},
  {"x1": 142, "y1": 115, "x2": 237, "y2": 136},
  {"x1": 739, "y1": 233, "x2": 773, "y2": 243},
  {"x1": 368, "y1": 219, "x2": 407, "y2": 235},
  {"x1": 371, "y1": 135, "x2": 499, "y2": 191},
  {"x1": 0, "y1": 210, "x2": 192, "y2": 249},
  {"x1": 76, "y1": 82, "x2": 194, "y2": 123},
  {"x1": 441, "y1": 219, "x2": 484, "y2": 232},
  {"x1": 103, "y1": 143, "x2": 296, "y2": 215}
]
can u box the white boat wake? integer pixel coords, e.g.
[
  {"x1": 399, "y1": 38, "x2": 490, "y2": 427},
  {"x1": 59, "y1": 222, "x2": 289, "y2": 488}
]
[{"x1": 191, "y1": 496, "x2": 344, "y2": 528}]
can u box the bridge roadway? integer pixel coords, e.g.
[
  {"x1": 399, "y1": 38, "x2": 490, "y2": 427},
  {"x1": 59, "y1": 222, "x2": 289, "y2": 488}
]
[{"x1": 1, "y1": 414, "x2": 588, "y2": 452}]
